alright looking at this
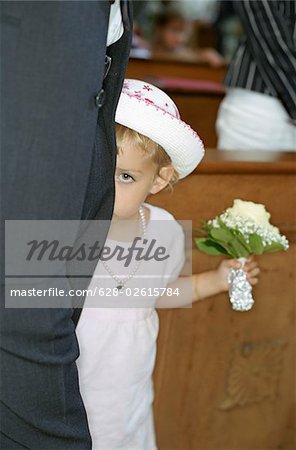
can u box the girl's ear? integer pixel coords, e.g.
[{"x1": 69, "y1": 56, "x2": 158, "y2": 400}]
[{"x1": 149, "y1": 166, "x2": 175, "y2": 195}]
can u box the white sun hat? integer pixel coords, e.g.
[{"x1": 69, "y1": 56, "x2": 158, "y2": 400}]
[{"x1": 115, "y1": 79, "x2": 205, "y2": 179}]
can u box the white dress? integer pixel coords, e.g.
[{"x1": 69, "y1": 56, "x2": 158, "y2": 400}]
[{"x1": 76, "y1": 203, "x2": 185, "y2": 450}]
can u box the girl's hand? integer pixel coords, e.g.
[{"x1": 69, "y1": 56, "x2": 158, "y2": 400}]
[
  {"x1": 217, "y1": 256, "x2": 260, "y2": 292},
  {"x1": 243, "y1": 256, "x2": 260, "y2": 285}
]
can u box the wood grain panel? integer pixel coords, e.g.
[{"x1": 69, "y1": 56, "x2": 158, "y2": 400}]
[
  {"x1": 149, "y1": 151, "x2": 296, "y2": 449},
  {"x1": 127, "y1": 58, "x2": 226, "y2": 84}
]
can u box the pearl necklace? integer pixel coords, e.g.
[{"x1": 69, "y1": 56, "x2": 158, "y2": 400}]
[{"x1": 100, "y1": 205, "x2": 147, "y2": 293}]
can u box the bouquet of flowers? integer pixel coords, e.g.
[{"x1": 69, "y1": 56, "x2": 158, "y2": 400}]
[{"x1": 194, "y1": 199, "x2": 289, "y2": 311}]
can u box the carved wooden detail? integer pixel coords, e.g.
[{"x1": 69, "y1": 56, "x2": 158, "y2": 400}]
[{"x1": 219, "y1": 337, "x2": 288, "y2": 411}]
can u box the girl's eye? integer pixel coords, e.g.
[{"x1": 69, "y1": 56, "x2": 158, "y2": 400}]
[{"x1": 118, "y1": 173, "x2": 135, "y2": 183}]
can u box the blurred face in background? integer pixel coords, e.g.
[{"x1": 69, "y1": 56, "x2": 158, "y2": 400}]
[{"x1": 155, "y1": 17, "x2": 191, "y2": 51}]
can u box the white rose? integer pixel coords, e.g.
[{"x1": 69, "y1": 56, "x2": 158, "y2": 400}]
[{"x1": 226, "y1": 199, "x2": 277, "y2": 231}]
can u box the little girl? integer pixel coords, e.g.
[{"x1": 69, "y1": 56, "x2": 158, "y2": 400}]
[{"x1": 76, "y1": 79, "x2": 259, "y2": 450}]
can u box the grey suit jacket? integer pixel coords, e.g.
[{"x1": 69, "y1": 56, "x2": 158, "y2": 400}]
[{"x1": 1, "y1": 1, "x2": 133, "y2": 448}]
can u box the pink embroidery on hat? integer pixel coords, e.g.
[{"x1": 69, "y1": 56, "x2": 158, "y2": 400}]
[
  {"x1": 123, "y1": 92, "x2": 204, "y2": 146},
  {"x1": 143, "y1": 85, "x2": 153, "y2": 91},
  {"x1": 172, "y1": 103, "x2": 180, "y2": 119}
]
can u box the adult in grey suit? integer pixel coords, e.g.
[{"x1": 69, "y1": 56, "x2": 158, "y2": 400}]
[{"x1": 0, "y1": 1, "x2": 134, "y2": 448}]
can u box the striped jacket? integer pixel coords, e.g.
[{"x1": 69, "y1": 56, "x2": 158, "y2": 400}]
[{"x1": 224, "y1": 0, "x2": 296, "y2": 119}]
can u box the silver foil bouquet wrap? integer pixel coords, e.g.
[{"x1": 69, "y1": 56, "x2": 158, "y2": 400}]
[
  {"x1": 228, "y1": 257, "x2": 254, "y2": 311},
  {"x1": 194, "y1": 200, "x2": 289, "y2": 312}
]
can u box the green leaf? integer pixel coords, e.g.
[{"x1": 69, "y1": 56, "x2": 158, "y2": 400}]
[
  {"x1": 194, "y1": 238, "x2": 230, "y2": 256},
  {"x1": 232, "y1": 230, "x2": 252, "y2": 253},
  {"x1": 229, "y1": 239, "x2": 250, "y2": 258},
  {"x1": 249, "y1": 234, "x2": 264, "y2": 255},
  {"x1": 210, "y1": 227, "x2": 234, "y2": 243},
  {"x1": 263, "y1": 242, "x2": 286, "y2": 253}
]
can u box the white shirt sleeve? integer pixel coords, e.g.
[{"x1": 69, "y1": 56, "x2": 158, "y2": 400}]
[
  {"x1": 166, "y1": 227, "x2": 186, "y2": 285},
  {"x1": 107, "y1": 0, "x2": 124, "y2": 47}
]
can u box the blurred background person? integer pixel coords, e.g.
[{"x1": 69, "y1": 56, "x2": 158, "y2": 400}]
[
  {"x1": 133, "y1": 1, "x2": 226, "y2": 67},
  {"x1": 216, "y1": 0, "x2": 296, "y2": 151},
  {"x1": 152, "y1": 8, "x2": 225, "y2": 67}
]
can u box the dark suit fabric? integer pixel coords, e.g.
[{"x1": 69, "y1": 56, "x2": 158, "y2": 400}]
[{"x1": 0, "y1": 1, "x2": 132, "y2": 448}]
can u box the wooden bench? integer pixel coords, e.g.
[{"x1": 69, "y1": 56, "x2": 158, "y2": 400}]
[
  {"x1": 148, "y1": 149, "x2": 296, "y2": 449},
  {"x1": 127, "y1": 57, "x2": 227, "y2": 83}
]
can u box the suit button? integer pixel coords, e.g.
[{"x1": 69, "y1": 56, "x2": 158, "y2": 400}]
[{"x1": 95, "y1": 89, "x2": 105, "y2": 108}]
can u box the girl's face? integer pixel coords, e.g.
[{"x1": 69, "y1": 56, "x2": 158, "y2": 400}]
[{"x1": 113, "y1": 136, "x2": 174, "y2": 220}]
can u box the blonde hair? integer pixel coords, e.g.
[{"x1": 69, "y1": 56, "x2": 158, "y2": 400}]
[{"x1": 115, "y1": 124, "x2": 179, "y2": 188}]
